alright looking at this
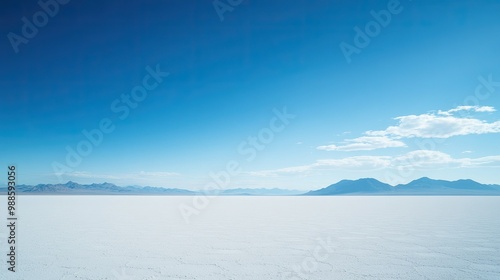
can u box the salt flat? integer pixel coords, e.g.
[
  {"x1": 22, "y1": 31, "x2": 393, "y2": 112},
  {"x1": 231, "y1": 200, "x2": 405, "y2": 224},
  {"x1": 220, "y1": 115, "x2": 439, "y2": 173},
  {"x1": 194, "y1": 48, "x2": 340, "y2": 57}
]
[{"x1": 2, "y1": 196, "x2": 499, "y2": 279}]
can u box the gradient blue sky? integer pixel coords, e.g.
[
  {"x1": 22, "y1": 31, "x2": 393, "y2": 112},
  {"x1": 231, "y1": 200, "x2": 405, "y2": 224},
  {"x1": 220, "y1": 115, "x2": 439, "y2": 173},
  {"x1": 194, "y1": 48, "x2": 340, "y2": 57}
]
[{"x1": 1, "y1": 0, "x2": 500, "y2": 190}]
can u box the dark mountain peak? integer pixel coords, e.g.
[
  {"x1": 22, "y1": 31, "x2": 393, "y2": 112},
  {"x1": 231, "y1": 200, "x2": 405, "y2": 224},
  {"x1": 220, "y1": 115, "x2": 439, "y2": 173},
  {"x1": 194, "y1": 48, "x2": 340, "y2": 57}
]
[
  {"x1": 395, "y1": 177, "x2": 496, "y2": 193},
  {"x1": 454, "y1": 178, "x2": 478, "y2": 184},
  {"x1": 407, "y1": 177, "x2": 446, "y2": 185},
  {"x1": 358, "y1": 177, "x2": 379, "y2": 181},
  {"x1": 414, "y1": 177, "x2": 433, "y2": 182},
  {"x1": 91, "y1": 182, "x2": 118, "y2": 188},
  {"x1": 306, "y1": 177, "x2": 393, "y2": 195},
  {"x1": 64, "y1": 181, "x2": 82, "y2": 189},
  {"x1": 357, "y1": 178, "x2": 384, "y2": 184}
]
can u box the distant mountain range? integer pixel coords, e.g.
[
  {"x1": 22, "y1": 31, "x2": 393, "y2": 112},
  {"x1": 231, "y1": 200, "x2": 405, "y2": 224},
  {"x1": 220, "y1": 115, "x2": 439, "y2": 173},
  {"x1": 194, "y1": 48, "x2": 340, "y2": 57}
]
[
  {"x1": 1, "y1": 178, "x2": 499, "y2": 195},
  {"x1": 0, "y1": 181, "x2": 301, "y2": 196},
  {"x1": 0, "y1": 181, "x2": 196, "y2": 195},
  {"x1": 305, "y1": 177, "x2": 500, "y2": 196}
]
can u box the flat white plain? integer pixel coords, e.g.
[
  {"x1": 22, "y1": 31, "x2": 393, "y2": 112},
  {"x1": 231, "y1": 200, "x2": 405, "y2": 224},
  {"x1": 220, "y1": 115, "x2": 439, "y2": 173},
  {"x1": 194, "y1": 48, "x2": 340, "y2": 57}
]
[{"x1": 1, "y1": 196, "x2": 499, "y2": 279}]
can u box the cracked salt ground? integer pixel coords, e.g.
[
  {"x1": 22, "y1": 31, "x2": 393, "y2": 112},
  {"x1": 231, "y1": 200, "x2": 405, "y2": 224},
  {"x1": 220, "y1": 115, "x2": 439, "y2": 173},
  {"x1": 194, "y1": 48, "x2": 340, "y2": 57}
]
[{"x1": 1, "y1": 196, "x2": 499, "y2": 279}]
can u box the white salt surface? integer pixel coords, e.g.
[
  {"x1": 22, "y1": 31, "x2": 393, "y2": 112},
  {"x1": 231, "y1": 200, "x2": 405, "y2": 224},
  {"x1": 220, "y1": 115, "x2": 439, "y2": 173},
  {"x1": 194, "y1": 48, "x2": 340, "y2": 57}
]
[{"x1": 1, "y1": 196, "x2": 499, "y2": 279}]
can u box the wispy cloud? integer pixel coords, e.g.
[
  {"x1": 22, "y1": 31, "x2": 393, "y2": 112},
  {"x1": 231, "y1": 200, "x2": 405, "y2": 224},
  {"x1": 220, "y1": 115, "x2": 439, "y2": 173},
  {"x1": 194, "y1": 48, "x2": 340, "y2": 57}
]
[
  {"x1": 248, "y1": 151, "x2": 500, "y2": 176},
  {"x1": 317, "y1": 136, "x2": 406, "y2": 151},
  {"x1": 438, "y1": 105, "x2": 496, "y2": 116},
  {"x1": 367, "y1": 106, "x2": 500, "y2": 139},
  {"x1": 318, "y1": 106, "x2": 499, "y2": 152},
  {"x1": 247, "y1": 155, "x2": 392, "y2": 176}
]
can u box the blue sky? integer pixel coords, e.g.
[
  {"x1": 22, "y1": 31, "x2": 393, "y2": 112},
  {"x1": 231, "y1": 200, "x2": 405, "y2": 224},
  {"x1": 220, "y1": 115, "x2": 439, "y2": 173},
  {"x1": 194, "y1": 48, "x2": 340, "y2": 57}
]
[{"x1": 1, "y1": 0, "x2": 500, "y2": 190}]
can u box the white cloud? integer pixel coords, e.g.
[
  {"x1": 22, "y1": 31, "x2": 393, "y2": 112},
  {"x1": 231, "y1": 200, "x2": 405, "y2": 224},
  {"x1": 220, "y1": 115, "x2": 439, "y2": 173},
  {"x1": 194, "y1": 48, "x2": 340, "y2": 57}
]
[
  {"x1": 392, "y1": 150, "x2": 458, "y2": 168},
  {"x1": 316, "y1": 156, "x2": 392, "y2": 169},
  {"x1": 248, "y1": 156, "x2": 392, "y2": 176},
  {"x1": 317, "y1": 136, "x2": 406, "y2": 151},
  {"x1": 248, "y1": 151, "x2": 500, "y2": 176},
  {"x1": 395, "y1": 150, "x2": 500, "y2": 168},
  {"x1": 366, "y1": 112, "x2": 500, "y2": 138},
  {"x1": 318, "y1": 106, "x2": 499, "y2": 151},
  {"x1": 438, "y1": 105, "x2": 496, "y2": 116}
]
